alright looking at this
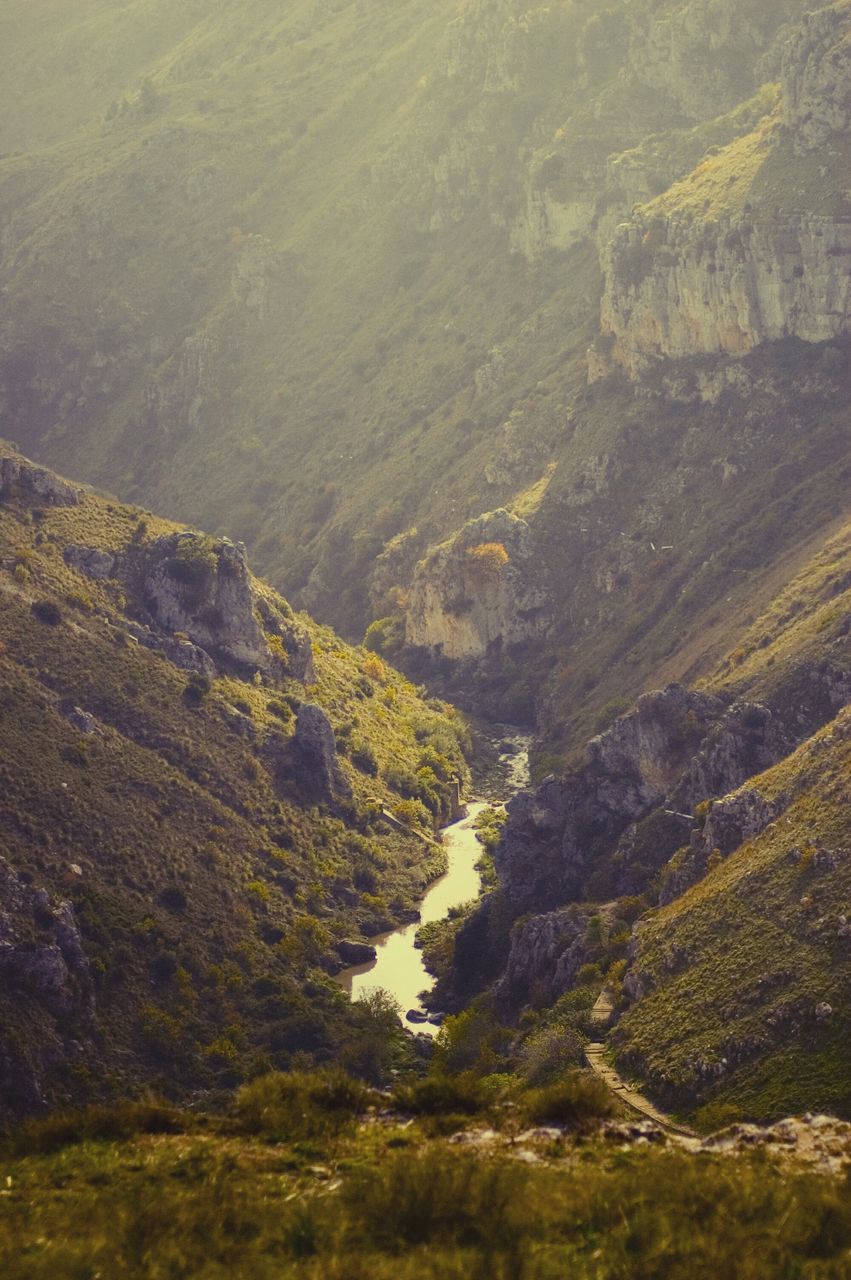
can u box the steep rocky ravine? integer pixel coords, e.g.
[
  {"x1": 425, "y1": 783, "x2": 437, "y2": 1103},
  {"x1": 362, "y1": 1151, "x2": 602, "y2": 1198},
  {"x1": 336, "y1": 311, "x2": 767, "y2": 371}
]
[
  {"x1": 448, "y1": 514, "x2": 851, "y2": 1118},
  {"x1": 1, "y1": 0, "x2": 848, "y2": 756}
]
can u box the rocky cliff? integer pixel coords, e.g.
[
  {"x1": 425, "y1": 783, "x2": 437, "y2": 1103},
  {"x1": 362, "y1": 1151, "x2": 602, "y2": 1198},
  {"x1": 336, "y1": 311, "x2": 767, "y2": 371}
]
[
  {"x1": 0, "y1": 856, "x2": 95, "y2": 1115},
  {"x1": 404, "y1": 509, "x2": 549, "y2": 660},
  {"x1": 596, "y1": 1, "x2": 851, "y2": 380}
]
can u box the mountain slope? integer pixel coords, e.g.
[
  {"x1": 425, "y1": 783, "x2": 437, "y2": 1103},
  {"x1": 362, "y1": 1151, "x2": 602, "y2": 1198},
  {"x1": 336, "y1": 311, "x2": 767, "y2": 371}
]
[
  {"x1": 0, "y1": 445, "x2": 470, "y2": 1119},
  {"x1": 1, "y1": 0, "x2": 848, "y2": 753},
  {"x1": 440, "y1": 512, "x2": 851, "y2": 1119}
]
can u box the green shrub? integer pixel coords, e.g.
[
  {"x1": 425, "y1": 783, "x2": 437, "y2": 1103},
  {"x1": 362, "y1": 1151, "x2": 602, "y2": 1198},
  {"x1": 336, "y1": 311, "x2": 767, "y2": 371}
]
[
  {"x1": 517, "y1": 1025, "x2": 585, "y2": 1085},
  {"x1": 233, "y1": 1069, "x2": 372, "y2": 1141},
  {"x1": 31, "y1": 599, "x2": 62, "y2": 625},
  {"x1": 522, "y1": 1071, "x2": 615, "y2": 1129},
  {"x1": 350, "y1": 737, "x2": 378, "y2": 775},
  {"x1": 7, "y1": 1102, "x2": 185, "y2": 1155},
  {"x1": 184, "y1": 673, "x2": 211, "y2": 705},
  {"x1": 391, "y1": 1071, "x2": 490, "y2": 1117}
]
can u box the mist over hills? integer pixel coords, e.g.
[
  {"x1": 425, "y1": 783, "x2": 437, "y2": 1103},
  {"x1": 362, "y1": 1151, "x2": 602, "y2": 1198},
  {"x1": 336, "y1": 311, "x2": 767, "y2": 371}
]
[
  {"x1": 2, "y1": 0, "x2": 848, "y2": 757},
  {"x1": 2, "y1": 4, "x2": 851, "y2": 1272}
]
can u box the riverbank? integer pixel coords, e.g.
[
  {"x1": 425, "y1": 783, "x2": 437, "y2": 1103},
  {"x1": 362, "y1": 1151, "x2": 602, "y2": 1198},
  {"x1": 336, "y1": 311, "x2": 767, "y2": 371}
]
[{"x1": 336, "y1": 729, "x2": 531, "y2": 1034}]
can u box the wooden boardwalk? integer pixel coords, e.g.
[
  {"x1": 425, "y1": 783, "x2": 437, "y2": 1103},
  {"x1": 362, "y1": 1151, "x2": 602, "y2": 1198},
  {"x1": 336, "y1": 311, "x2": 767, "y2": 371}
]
[{"x1": 585, "y1": 1042, "x2": 697, "y2": 1137}]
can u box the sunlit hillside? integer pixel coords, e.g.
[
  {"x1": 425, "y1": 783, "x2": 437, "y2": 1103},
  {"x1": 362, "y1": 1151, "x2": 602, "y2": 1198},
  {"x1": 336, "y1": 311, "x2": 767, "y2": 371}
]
[{"x1": 2, "y1": 0, "x2": 848, "y2": 760}]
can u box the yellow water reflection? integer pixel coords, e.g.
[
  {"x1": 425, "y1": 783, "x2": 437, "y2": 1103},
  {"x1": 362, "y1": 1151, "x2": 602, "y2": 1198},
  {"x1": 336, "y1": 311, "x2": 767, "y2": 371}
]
[{"x1": 337, "y1": 802, "x2": 488, "y2": 1035}]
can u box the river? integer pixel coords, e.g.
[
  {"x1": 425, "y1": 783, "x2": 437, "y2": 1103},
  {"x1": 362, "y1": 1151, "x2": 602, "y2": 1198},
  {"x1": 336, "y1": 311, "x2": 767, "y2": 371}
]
[{"x1": 336, "y1": 728, "x2": 531, "y2": 1036}]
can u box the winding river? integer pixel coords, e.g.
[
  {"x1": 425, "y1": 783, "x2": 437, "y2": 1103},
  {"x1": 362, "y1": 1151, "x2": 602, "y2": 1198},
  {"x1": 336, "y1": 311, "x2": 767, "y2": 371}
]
[{"x1": 337, "y1": 729, "x2": 531, "y2": 1036}]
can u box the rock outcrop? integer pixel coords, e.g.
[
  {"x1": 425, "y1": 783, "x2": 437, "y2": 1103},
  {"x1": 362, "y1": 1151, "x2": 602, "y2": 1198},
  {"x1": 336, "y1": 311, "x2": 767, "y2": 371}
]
[
  {"x1": 0, "y1": 452, "x2": 80, "y2": 506},
  {"x1": 0, "y1": 856, "x2": 94, "y2": 1119},
  {"x1": 64, "y1": 544, "x2": 117, "y2": 579},
  {"x1": 495, "y1": 685, "x2": 722, "y2": 914},
  {"x1": 492, "y1": 905, "x2": 593, "y2": 1016},
  {"x1": 291, "y1": 703, "x2": 351, "y2": 805},
  {"x1": 405, "y1": 509, "x2": 549, "y2": 660},
  {"x1": 594, "y1": 1, "x2": 851, "y2": 381},
  {"x1": 660, "y1": 786, "x2": 780, "y2": 904},
  {"x1": 136, "y1": 533, "x2": 314, "y2": 680},
  {"x1": 783, "y1": 0, "x2": 851, "y2": 151},
  {"x1": 598, "y1": 213, "x2": 851, "y2": 380}
]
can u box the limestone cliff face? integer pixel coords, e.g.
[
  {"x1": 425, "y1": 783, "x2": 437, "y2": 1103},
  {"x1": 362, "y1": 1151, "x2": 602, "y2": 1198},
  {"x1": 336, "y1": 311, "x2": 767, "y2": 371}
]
[
  {"x1": 0, "y1": 856, "x2": 94, "y2": 1118},
  {"x1": 495, "y1": 685, "x2": 723, "y2": 915},
  {"x1": 783, "y1": 0, "x2": 851, "y2": 151},
  {"x1": 509, "y1": 159, "x2": 603, "y2": 261},
  {"x1": 623, "y1": 0, "x2": 803, "y2": 121},
  {"x1": 404, "y1": 509, "x2": 549, "y2": 660},
  {"x1": 137, "y1": 533, "x2": 314, "y2": 680},
  {"x1": 598, "y1": 211, "x2": 851, "y2": 379},
  {"x1": 595, "y1": 1, "x2": 851, "y2": 380},
  {"x1": 492, "y1": 905, "x2": 593, "y2": 1017}
]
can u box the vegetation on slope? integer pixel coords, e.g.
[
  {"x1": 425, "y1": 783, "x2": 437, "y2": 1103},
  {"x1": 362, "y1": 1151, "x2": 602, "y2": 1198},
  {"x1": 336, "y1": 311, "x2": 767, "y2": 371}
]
[
  {"x1": 0, "y1": 447, "x2": 470, "y2": 1117},
  {"x1": 2, "y1": 1078, "x2": 851, "y2": 1279},
  {"x1": 2, "y1": 0, "x2": 847, "y2": 756}
]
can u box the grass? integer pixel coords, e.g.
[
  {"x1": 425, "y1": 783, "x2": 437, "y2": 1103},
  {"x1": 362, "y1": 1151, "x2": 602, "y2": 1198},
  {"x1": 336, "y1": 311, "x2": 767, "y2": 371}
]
[
  {"x1": 613, "y1": 704, "x2": 851, "y2": 1120},
  {"x1": 0, "y1": 452, "x2": 472, "y2": 1115},
  {"x1": 2, "y1": 1104, "x2": 851, "y2": 1279}
]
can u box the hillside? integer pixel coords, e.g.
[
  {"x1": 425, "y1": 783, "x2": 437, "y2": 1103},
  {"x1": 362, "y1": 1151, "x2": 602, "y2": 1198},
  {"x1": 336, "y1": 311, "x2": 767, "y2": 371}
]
[
  {"x1": 0, "y1": 0, "x2": 848, "y2": 756},
  {"x1": 0, "y1": 446, "x2": 470, "y2": 1121},
  {"x1": 432, "y1": 513, "x2": 851, "y2": 1121}
]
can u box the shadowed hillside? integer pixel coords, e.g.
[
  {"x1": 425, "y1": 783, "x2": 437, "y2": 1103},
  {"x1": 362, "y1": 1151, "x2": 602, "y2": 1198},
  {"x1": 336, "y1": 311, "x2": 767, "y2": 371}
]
[{"x1": 1, "y1": 0, "x2": 848, "y2": 759}]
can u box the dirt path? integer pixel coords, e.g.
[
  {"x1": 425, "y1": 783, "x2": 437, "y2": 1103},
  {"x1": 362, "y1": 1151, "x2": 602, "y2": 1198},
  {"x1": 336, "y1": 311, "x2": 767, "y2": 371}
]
[
  {"x1": 585, "y1": 1043, "x2": 695, "y2": 1136},
  {"x1": 585, "y1": 988, "x2": 697, "y2": 1137}
]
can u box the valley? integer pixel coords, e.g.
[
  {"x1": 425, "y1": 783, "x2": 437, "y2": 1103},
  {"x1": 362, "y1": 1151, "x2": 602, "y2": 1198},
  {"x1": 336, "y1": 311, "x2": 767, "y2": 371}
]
[{"x1": 1, "y1": 1, "x2": 851, "y2": 1274}]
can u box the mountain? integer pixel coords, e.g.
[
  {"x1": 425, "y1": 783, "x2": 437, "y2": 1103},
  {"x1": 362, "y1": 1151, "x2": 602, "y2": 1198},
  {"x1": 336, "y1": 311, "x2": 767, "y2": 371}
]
[
  {"x1": 1, "y1": 0, "x2": 848, "y2": 758},
  {"x1": 439, "y1": 513, "x2": 851, "y2": 1120},
  {"x1": 0, "y1": 445, "x2": 469, "y2": 1121}
]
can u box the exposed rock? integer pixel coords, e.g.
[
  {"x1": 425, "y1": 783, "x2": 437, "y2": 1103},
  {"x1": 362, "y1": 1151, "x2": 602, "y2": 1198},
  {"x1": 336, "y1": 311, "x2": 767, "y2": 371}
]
[
  {"x1": 291, "y1": 703, "x2": 351, "y2": 804},
  {"x1": 231, "y1": 234, "x2": 280, "y2": 318},
  {"x1": 783, "y1": 0, "x2": 851, "y2": 151},
  {"x1": 405, "y1": 509, "x2": 549, "y2": 660},
  {"x1": 670, "y1": 701, "x2": 790, "y2": 810},
  {"x1": 493, "y1": 905, "x2": 592, "y2": 1016},
  {"x1": 61, "y1": 705, "x2": 99, "y2": 735},
  {"x1": 0, "y1": 856, "x2": 95, "y2": 1121},
  {"x1": 126, "y1": 621, "x2": 217, "y2": 678},
  {"x1": 143, "y1": 330, "x2": 220, "y2": 438},
  {"x1": 595, "y1": 3, "x2": 851, "y2": 382},
  {"x1": 598, "y1": 213, "x2": 851, "y2": 381},
  {"x1": 661, "y1": 786, "x2": 778, "y2": 903},
  {"x1": 63, "y1": 544, "x2": 118, "y2": 579},
  {"x1": 624, "y1": 0, "x2": 799, "y2": 122},
  {"x1": 495, "y1": 686, "x2": 721, "y2": 914},
  {"x1": 0, "y1": 452, "x2": 80, "y2": 506},
  {"x1": 136, "y1": 533, "x2": 313, "y2": 679},
  {"x1": 701, "y1": 1114, "x2": 851, "y2": 1171},
  {"x1": 336, "y1": 939, "x2": 377, "y2": 965}
]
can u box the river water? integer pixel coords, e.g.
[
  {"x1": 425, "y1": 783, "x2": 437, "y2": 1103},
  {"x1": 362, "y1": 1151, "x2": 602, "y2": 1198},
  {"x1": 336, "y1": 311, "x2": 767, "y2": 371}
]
[{"x1": 336, "y1": 729, "x2": 531, "y2": 1036}]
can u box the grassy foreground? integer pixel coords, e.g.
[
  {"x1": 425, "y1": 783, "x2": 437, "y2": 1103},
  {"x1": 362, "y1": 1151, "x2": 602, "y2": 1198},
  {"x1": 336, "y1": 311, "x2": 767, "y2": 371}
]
[{"x1": 2, "y1": 1077, "x2": 851, "y2": 1280}]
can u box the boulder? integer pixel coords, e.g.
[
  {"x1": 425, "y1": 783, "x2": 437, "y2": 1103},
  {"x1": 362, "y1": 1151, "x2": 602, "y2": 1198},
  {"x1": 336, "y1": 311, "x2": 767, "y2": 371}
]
[
  {"x1": 336, "y1": 939, "x2": 377, "y2": 965},
  {"x1": 292, "y1": 703, "x2": 351, "y2": 804},
  {"x1": 63, "y1": 544, "x2": 117, "y2": 580}
]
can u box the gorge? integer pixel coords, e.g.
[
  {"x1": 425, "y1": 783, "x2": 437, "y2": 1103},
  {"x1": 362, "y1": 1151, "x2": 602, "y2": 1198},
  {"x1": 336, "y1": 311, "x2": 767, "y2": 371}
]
[{"x1": 1, "y1": 1, "x2": 851, "y2": 1275}]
